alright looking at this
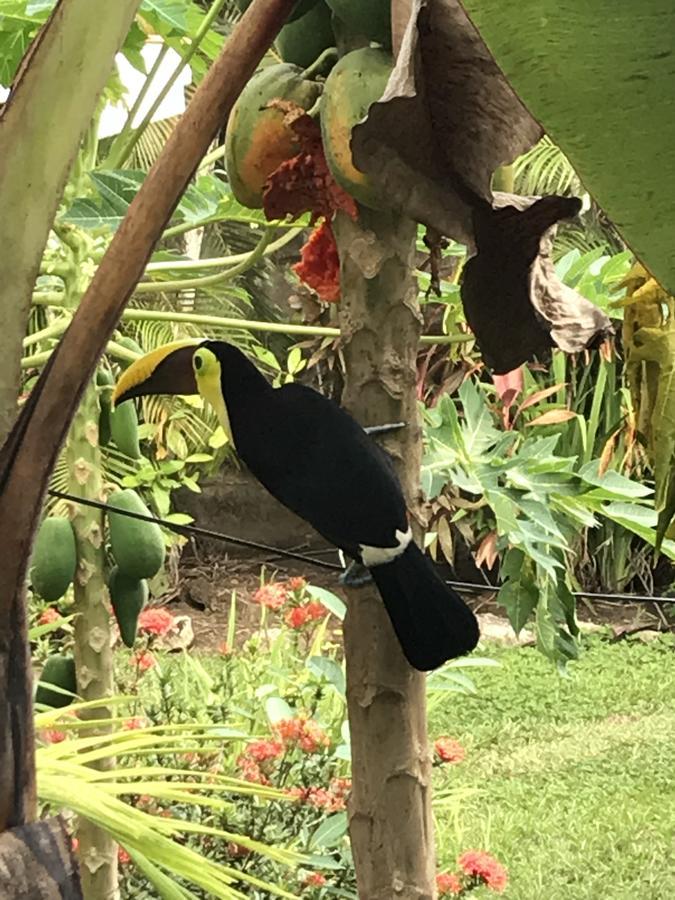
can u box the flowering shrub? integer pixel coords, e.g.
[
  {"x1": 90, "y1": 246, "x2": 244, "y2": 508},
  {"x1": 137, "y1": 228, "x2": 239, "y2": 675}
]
[
  {"x1": 434, "y1": 737, "x2": 466, "y2": 765},
  {"x1": 437, "y1": 850, "x2": 508, "y2": 895}
]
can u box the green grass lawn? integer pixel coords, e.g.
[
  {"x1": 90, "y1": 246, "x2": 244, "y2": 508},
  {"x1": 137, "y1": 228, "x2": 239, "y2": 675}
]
[{"x1": 430, "y1": 635, "x2": 675, "y2": 899}]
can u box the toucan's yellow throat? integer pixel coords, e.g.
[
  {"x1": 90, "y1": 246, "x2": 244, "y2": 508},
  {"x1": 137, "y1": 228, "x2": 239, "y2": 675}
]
[{"x1": 112, "y1": 339, "x2": 234, "y2": 447}]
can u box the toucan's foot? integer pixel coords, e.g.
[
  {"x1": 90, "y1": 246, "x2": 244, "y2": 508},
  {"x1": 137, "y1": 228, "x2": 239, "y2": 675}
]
[{"x1": 339, "y1": 560, "x2": 373, "y2": 588}]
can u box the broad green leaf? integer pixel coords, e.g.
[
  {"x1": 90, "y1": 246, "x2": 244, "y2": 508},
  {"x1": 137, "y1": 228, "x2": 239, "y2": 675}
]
[
  {"x1": 306, "y1": 656, "x2": 345, "y2": 697},
  {"x1": 309, "y1": 812, "x2": 348, "y2": 850},
  {"x1": 264, "y1": 696, "x2": 294, "y2": 725},
  {"x1": 460, "y1": 0, "x2": 675, "y2": 293},
  {"x1": 578, "y1": 461, "x2": 653, "y2": 498}
]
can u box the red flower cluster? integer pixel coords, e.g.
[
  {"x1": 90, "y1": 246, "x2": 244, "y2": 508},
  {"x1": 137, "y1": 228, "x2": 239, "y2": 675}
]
[
  {"x1": 42, "y1": 729, "x2": 66, "y2": 744},
  {"x1": 274, "y1": 717, "x2": 329, "y2": 753},
  {"x1": 434, "y1": 737, "x2": 466, "y2": 764},
  {"x1": 38, "y1": 607, "x2": 61, "y2": 625},
  {"x1": 252, "y1": 582, "x2": 288, "y2": 610},
  {"x1": 123, "y1": 717, "x2": 146, "y2": 731},
  {"x1": 436, "y1": 872, "x2": 463, "y2": 895},
  {"x1": 286, "y1": 777, "x2": 351, "y2": 813},
  {"x1": 287, "y1": 577, "x2": 307, "y2": 592},
  {"x1": 118, "y1": 847, "x2": 131, "y2": 865},
  {"x1": 245, "y1": 739, "x2": 284, "y2": 763},
  {"x1": 138, "y1": 607, "x2": 175, "y2": 636},
  {"x1": 458, "y1": 850, "x2": 508, "y2": 893},
  {"x1": 133, "y1": 650, "x2": 156, "y2": 672},
  {"x1": 303, "y1": 871, "x2": 327, "y2": 888},
  {"x1": 237, "y1": 755, "x2": 270, "y2": 785},
  {"x1": 284, "y1": 600, "x2": 327, "y2": 630}
]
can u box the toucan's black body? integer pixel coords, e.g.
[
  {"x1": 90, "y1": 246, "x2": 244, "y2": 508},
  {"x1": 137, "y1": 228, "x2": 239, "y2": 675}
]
[{"x1": 117, "y1": 341, "x2": 480, "y2": 669}]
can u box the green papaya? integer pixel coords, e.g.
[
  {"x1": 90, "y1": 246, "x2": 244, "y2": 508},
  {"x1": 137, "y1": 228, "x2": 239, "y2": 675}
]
[
  {"x1": 325, "y1": 0, "x2": 391, "y2": 47},
  {"x1": 276, "y1": 1, "x2": 335, "y2": 68},
  {"x1": 35, "y1": 654, "x2": 77, "y2": 709},
  {"x1": 109, "y1": 400, "x2": 141, "y2": 459},
  {"x1": 30, "y1": 517, "x2": 77, "y2": 602},
  {"x1": 236, "y1": 0, "x2": 319, "y2": 23},
  {"x1": 97, "y1": 368, "x2": 114, "y2": 447},
  {"x1": 320, "y1": 47, "x2": 393, "y2": 209},
  {"x1": 225, "y1": 63, "x2": 322, "y2": 208},
  {"x1": 108, "y1": 566, "x2": 148, "y2": 648},
  {"x1": 107, "y1": 489, "x2": 165, "y2": 580}
]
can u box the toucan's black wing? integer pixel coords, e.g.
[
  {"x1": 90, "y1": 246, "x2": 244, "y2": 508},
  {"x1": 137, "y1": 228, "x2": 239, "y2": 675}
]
[{"x1": 230, "y1": 382, "x2": 408, "y2": 555}]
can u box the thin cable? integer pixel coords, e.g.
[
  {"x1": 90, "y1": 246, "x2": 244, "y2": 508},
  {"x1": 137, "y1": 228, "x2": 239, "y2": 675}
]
[{"x1": 47, "y1": 489, "x2": 675, "y2": 605}]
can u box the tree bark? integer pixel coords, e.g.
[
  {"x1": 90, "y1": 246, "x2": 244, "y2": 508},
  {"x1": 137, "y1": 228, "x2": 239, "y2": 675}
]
[
  {"x1": 335, "y1": 208, "x2": 436, "y2": 899},
  {"x1": 0, "y1": 0, "x2": 297, "y2": 834}
]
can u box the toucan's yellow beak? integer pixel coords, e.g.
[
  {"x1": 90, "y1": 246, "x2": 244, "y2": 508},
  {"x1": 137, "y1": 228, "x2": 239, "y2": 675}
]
[{"x1": 112, "y1": 339, "x2": 203, "y2": 407}]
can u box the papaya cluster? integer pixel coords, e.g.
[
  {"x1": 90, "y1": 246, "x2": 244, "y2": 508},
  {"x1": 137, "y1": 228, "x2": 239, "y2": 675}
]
[{"x1": 227, "y1": 1, "x2": 394, "y2": 213}]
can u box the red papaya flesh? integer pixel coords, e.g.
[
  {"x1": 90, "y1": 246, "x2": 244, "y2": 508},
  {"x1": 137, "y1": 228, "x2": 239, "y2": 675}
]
[
  {"x1": 320, "y1": 47, "x2": 393, "y2": 210},
  {"x1": 226, "y1": 63, "x2": 322, "y2": 209},
  {"x1": 276, "y1": 1, "x2": 335, "y2": 69},
  {"x1": 235, "y1": 0, "x2": 319, "y2": 24},
  {"x1": 325, "y1": 0, "x2": 391, "y2": 48}
]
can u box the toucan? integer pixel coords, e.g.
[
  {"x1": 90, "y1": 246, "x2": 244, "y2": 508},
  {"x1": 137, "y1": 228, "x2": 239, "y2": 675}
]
[{"x1": 112, "y1": 340, "x2": 480, "y2": 670}]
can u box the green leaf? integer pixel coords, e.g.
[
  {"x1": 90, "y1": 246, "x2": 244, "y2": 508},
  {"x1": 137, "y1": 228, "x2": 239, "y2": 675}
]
[
  {"x1": 140, "y1": 0, "x2": 189, "y2": 33},
  {"x1": 264, "y1": 696, "x2": 294, "y2": 725},
  {"x1": 578, "y1": 461, "x2": 653, "y2": 498},
  {"x1": 306, "y1": 656, "x2": 345, "y2": 697},
  {"x1": 309, "y1": 812, "x2": 348, "y2": 850},
  {"x1": 306, "y1": 585, "x2": 346, "y2": 622},
  {"x1": 459, "y1": 0, "x2": 675, "y2": 293}
]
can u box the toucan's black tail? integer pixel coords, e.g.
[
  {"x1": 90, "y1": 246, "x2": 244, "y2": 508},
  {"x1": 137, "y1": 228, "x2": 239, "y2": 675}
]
[{"x1": 370, "y1": 542, "x2": 480, "y2": 671}]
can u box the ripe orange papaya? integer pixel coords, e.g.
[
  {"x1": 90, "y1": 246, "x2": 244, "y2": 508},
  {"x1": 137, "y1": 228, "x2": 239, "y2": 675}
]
[
  {"x1": 325, "y1": 0, "x2": 391, "y2": 47},
  {"x1": 319, "y1": 47, "x2": 393, "y2": 209},
  {"x1": 276, "y1": 1, "x2": 335, "y2": 69},
  {"x1": 226, "y1": 63, "x2": 322, "y2": 209},
  {"x1": 236, "y1": 0, "x2": 319, "y2": 23}
]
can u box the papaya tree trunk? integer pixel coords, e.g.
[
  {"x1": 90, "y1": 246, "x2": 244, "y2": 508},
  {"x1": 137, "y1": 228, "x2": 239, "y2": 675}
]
[
  {"x1": 335, "y1": 208, "x2": 436, "y2": 898},
  {"x1": 65, "y1": 380, "x2": 117, "y2": 899}
]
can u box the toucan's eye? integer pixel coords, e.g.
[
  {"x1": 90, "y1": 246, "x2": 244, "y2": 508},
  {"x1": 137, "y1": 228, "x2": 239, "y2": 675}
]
[{"x1": 194, "y1": 354, "x2": 203, "y2": 371}]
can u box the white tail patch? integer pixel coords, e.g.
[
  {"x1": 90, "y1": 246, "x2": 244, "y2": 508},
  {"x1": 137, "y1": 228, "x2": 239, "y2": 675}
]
[{"x1": 360, "y1": 526, "x2": 412, "y2": 568}]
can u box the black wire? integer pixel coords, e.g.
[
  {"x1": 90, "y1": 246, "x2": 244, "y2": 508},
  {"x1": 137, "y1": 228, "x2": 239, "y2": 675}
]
[{"x1": 47, "y1": 489, "x2": 675, "y2": 606}]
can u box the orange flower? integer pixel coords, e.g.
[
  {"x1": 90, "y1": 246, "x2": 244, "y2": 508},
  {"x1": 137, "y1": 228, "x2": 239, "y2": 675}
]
[
  {"x1": 252, "y1": 582, "x2": 288, "y2": 610},
  {"x1": 38, "y1": 607, "x2": 61, "y2": 625},
  {"x1": 236, "y1": 755, "x2": 270, "y2": 785},
  {"x1": 285, "y1": 605, "x2": 309, "y2": 629},
  {"x1": 117, "y1": 847, "x2": 131, "y2": 865},
  {"x1": 458, "y1": 850, "x2": 508, "y2": 893},
  {"x1": 303, "y1": 872, "x2": 327, "y2": 888},
  {"x1": 434, "y1": 737, "x2": 466, "y2": 764},
  {"x1": 123, "y1": 717, "x2": 146, "y2": 730},
  {"x1": 436, "y1": 872, "x2": 463, "y2": 895},
  {"x1": 217, "y1": 641, "x2": 232, "y2": 655},
  {"x1": 42, "y1": 729, "x2": 66, "y2": 744},
  {"x1": 298, "y1": 719, "x2": 329, "y2": 753},
  {"x1": 138, "y1": 608, "x2": 175, "y2": 636}
]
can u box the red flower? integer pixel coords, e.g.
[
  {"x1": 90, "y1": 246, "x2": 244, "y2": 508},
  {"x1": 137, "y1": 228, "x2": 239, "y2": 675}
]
[
  {"x1": 117, "y1": 847, "x2": 131, "y2": 865},
  {"x1": 134, "y1": 650, "x2": 156, "y2": 672},
  {"x1": 274, "y1": 718, "x2": 303, "y2": 742},
  {"x1": 458, "y1": 851, "x2": 508, "y2": 893},
  {"x1": 137, "y1": 608, "x2": 175, "y2": 636},
  {"x1": 303, "y1": 871, "x2": 327, "y2": 888},
  {"x1": 123, "y1": 717, "x2": 145, "y2": 730},
  {"x1": 298, "y1": 719, "x2": 329, "y2": 753},
  {"x1": 436, "y1": 872, "x2": 463, "y2": 895},
  {"x1": 293, "y1": 221, "x2": 341, "y2": 303},
  {"x1": 218, "y1": 641, "x2": 232, "y2": 655},
  {"x1": 285, "y1": 606, "x2": 309, "y2": 629},
  {"x1": 42, "y1": 729, "x2": 66, "y2": 744},
  {"x1": 236, "y1": 755, "x2": 270, "y2": 785},
  {"x1": 287, "y1": 577, "x2": 307, "y2": 592},
  {"x1": 38, "y1": 607, "x2": 61, "y2": 625},
  {"x1": 434, "y1": 737, "x2": 466, "y2": 764},
  {"x1": 245, "y1": 739, "x2": 284, "y2": 763},
  {"x1": 304, "y1": 600, "x2": 327, "y2": 621},
  {"x1": 252, "y1": 582, "x2": 288, "y2": 610}
]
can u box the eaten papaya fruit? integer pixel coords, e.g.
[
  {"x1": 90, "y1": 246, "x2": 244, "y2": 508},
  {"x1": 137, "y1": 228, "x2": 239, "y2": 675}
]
[
  {"x1": 30, "y1": 516, "x2": 77, "y2": 602},
  {"x1": 320, "y1": 47, "x2": 393, "y2": 209},
  {"x1": 107, "y1": 489, "x2": 166, "y2": 581},
  {"x1": 325, "y1": 0, "x2": 391, "y2": 48},
  {"x1": 109, "y1": 566, "x2": 148, "y2": 648},
  {"x1": 225, "y1": 63, "x2": 322, "y2": 209},
  {"x1": 35, "y1": 654, "x2": 77, "y2": 709},
  {"x1": 276, "y1": 1, "x2": 335, "y2": 69}
]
